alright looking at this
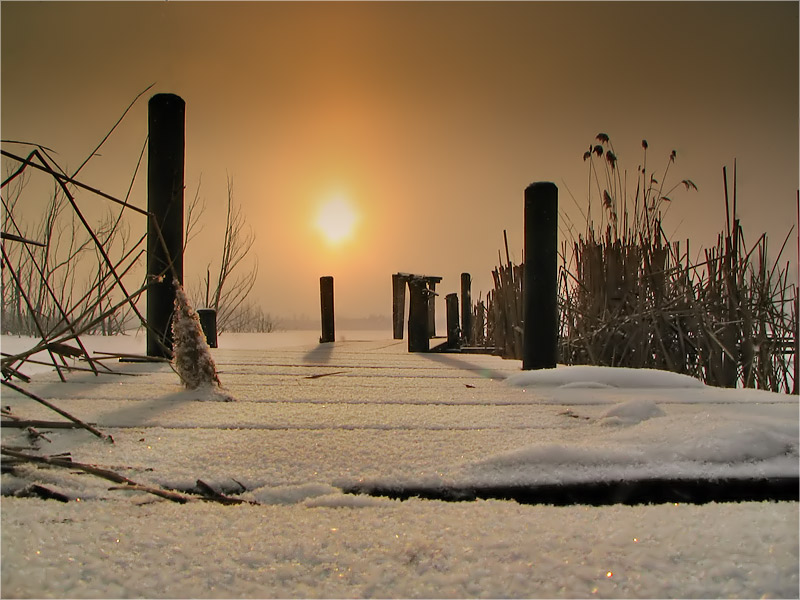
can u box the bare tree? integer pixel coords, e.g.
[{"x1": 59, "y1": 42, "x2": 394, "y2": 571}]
[
  {"x1": 221, "y1": 301, "x2": 278, "y2": 333},
  {"x1": 187, "y1": 175, "x2": 262, "y2": 333},
  {"x1": 2, "y1": 176, "x2": 137, "y2": 337}
]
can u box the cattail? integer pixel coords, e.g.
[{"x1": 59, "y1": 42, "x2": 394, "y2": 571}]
[{"x1": 603, "y1": 190, "x2": 613, "y2": 210}]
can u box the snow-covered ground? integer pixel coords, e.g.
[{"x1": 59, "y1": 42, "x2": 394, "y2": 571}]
[{"x1": 1, "y1": 331, "x2": 798, "y2": 598}]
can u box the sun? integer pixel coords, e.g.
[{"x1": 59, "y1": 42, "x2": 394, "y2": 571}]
[{"x1": 315, "y1": 194, "x2": 359, "y2": 245}]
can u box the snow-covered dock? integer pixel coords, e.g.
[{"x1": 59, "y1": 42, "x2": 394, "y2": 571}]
[{"x1": 2, "y1": 331, "x2": 798, "y2": 598}]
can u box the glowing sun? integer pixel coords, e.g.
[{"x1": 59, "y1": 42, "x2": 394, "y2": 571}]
[{"x1": 315, "y1": 194, "x2": 359, "y2": 245}]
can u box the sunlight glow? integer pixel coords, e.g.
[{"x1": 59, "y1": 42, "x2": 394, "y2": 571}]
[{"x1": 315, "y1": 194, "x2": 359, "y2": 245}]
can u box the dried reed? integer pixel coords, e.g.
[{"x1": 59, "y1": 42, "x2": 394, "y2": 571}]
[{"x1": 487, "y1": 135, "x2": 796, "y2": 393}]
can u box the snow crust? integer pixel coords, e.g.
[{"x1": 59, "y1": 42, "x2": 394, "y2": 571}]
[
  {"x1": 600, "y1": 398, "x2": 666, "y2": 425},
  {"x1": 1, "y1": 331, "x2": 798, "y2": 598},
  {"x1": 2, "y1": 497, "x2": 797, "y2": 599}
]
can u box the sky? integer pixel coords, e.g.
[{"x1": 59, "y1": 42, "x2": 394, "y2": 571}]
[{"x1": 1, "y1": 1, "x2": 798, "y2": 323}]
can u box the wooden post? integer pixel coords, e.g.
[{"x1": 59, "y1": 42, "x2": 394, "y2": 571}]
[
  {"x1": 392, "y1": 273, "x2": 405, "y2": 339},
  {"x1": 320, "y1": 276, "x2": 335, "y2": 343},
  {"x1": 197, "y1": 308, "x2": 217, "y2": 348},
  {"x1": 446, "y1": 293, "x2": 460, "y2": 348},
  {"x1": 460, "y1": 273, "x2": 472, "y2": 345},
  {"x1": 407, "y1": 278, "x2": 430, "y2": 352},
  {"x1": 522, "y1": 182, "x2": 558, "y2": 370},
  {"x1": 147, "y1": 93, "x2": 185, "y2": 358},
  {"x1": 427, "y1": 279, "x2": 437, "y2": 337}
]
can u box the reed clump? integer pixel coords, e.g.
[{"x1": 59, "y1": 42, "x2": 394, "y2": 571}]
[
  {"x1": 488, "y1": 134, "x2": 797, "y2": 393},
  {"x1": 487, "y1": 230, "x2": 523, "y2": 359}
]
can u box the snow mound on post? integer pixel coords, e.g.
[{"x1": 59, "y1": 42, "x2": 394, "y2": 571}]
[
  {"x1": 506, "y1": 365, "x2": 704, "y2": 389},
  {"x1": 171, "y1": 279, "x2": 231, "y2": 399}
]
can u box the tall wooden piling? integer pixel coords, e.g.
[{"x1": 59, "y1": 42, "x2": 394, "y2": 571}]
[
  {"x1": 407, "y1": 278, "x2": 430, "y2": 352},
  {"x1": 446, "y1": 293, "x2": 460, "y2": 348},
  {"x1": 147, "y1": 93, "x2": 185, "y2": 358},
  {"x1": 460, "y1": 273, "x2": 472, "y2": 345},
  {"x1": 427, "y1": 280, "x2": 437, "y2": 337},
  {"x1": 320, "y1": 276, "x2": 335, "y2": 343},
  {"x1": 392, "y1": 273, "x2": 405, "y2": 339},
  {"x1": 522, "y1": 182, "x2": 558, "y2": 370}
]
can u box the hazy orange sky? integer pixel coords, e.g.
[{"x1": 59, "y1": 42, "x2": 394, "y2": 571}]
[{"x1": 2, "y1": 1, "x2": 798, "y2": 324}]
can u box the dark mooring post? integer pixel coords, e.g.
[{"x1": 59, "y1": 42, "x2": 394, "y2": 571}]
[
  {"x1": 197, "y1": 308, "x2": 217, "y2": 348},
  {"x1": 320, "y1": 276, "x2": 335, "y2": 343},
  {"x1": 445, "y1": 293, "x2": 460, "y2": 348},
  {"x1": 407, "y1": 278, "x2": 430, "y2": 352},
  {"x1": 460, "y1": 273, "x2": 472, "y2": 345},
  {"x1": 522, "y1": 182, "x2": 558, "y2": 370},
  {"x1": 427, "y1": 280, "x2": 437, "y2": 338},
  {"x1": 392, "y1": 273, "x2": 406, "y2": 339},
  {"x1": 147, "y1": 93, "x2": 185, "y2": 358}
]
